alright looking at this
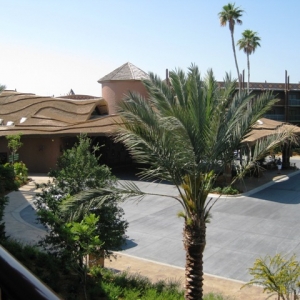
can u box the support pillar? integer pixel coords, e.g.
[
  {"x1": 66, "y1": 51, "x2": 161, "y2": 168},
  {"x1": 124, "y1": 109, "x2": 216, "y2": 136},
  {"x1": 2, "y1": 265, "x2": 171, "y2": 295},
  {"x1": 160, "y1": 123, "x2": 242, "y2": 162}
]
[{"x1": 282, "y1": 142, "x2": 290, "y2": 169}]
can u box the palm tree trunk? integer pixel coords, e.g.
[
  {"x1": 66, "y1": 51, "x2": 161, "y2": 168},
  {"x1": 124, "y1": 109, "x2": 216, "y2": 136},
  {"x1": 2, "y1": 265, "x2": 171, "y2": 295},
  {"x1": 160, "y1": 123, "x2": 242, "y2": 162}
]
[
  {"x1": 183, "y1": 220, "x2": 206, "y2": 300},
  {"x1": 231, "y1": 30, "x2": 241, "y2": 93},
  {"x1": 247, "y1": 53, "x2": 250, "y2": 94}
]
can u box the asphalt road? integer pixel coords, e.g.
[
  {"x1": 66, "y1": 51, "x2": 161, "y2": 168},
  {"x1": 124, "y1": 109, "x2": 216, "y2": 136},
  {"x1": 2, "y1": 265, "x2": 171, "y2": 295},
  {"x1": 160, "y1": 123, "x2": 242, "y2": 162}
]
[
  {"x1": 118, "y1": 170, "x2": 300, "y2": 282},
  {"x1": 11, "y1": 158, "x2": 300, "y2": 283}
]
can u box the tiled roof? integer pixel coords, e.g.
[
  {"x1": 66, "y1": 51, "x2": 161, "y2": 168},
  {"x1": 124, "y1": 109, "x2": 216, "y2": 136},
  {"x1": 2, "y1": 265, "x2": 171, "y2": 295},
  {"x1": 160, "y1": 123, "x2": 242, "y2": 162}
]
[
  {"x1": 0, "y1": 91, "x2": 120, "y2": 136},
  {"x1": 98, "y1": 62, "x2": 149, "y2": 82}
]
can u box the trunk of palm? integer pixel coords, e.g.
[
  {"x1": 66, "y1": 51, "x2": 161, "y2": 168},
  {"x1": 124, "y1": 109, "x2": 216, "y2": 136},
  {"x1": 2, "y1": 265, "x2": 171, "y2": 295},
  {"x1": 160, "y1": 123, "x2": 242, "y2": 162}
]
[
  {"x1": 184, "y1": 220, "x2": 206, "y2": 300},
  {"x1": 231, "y1": 30, "x2": 241, "y2": 93},
  {"x1": 247, "y1": 53, "x2": 250, "y2": 94}
]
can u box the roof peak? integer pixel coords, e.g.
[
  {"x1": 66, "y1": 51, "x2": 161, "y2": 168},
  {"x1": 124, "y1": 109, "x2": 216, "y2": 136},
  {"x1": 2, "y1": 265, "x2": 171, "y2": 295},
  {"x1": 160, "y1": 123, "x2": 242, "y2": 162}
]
[{"x1": 98, "y1": 62, "x2": 149, "y2": 82}]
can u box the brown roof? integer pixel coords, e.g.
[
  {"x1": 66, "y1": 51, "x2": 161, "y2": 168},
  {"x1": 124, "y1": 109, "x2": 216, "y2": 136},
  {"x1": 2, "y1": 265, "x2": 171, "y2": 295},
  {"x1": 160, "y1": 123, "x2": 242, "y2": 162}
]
[
  {"x1": 59, "y1": 94, "x2": 100, "y2": 100},
  {"x1": 98, "y1": 62, "x2": 149, "y2": 82},
  {"x1": 0, "y1": 91, "x2": 120, "y2": 137},
  {"x1": 242, "y1": 118, "x2": 300, "y2": 144}
]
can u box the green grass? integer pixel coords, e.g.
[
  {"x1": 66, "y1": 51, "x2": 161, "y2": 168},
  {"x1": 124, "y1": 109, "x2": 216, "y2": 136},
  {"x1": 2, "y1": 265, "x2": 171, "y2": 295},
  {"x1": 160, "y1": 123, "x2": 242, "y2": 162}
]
[{"x1": 203, "y1": 292, "x2": 234, "y2": 300}]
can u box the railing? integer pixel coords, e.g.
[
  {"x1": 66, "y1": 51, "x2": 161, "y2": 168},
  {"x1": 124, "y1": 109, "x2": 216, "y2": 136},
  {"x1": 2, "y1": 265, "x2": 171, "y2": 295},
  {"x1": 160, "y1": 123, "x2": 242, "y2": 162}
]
[
  {"x1": 0, "y1": 245, "x2": 61, "y2": 300},
  {"x1": 264, "y1": 114, "x2": 285, "y2": 121},
  {"x1": 289, "y1": 99, "x2": 300, "y2": 106},
  {"x1": 288, "y1": 115, "x2": 300, "y2": 122}
]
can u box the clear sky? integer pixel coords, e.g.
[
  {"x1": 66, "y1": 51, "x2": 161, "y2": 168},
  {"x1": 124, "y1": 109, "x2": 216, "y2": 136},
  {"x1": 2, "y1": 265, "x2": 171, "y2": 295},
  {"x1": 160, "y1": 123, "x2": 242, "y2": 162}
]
[{"x1": 1, "y1": 0, "x2": 300, "y2": 97}]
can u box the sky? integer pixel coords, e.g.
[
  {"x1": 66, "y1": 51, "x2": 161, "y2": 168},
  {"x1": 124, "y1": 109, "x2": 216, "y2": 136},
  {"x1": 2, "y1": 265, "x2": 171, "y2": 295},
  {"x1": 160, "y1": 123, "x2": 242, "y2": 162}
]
[{"x1": 1, "y1": 0, "x2": 300, "y2": 97}]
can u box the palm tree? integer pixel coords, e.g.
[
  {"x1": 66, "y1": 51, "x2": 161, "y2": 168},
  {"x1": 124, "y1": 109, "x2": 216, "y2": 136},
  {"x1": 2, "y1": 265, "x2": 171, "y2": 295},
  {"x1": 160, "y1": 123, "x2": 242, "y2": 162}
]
[
  {"x1": 219, "y1": 3, "x2": 244, "y2": 92},
  {"x1": 237, "y1": 30, "x2": 261, "y2": 94},
  {"x1": 62, "y1": 66, "x2": 294, "y2": 299},
  {"x1": 109, "y1": 65, "x2": 292, "y2": 300}
]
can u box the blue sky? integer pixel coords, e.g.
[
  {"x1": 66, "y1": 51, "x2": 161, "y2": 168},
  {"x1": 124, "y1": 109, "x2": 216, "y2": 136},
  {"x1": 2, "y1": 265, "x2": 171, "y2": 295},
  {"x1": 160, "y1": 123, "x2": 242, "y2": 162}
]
[{"x1": 1, "y1": 0, "x2": 300, "y2": 97}]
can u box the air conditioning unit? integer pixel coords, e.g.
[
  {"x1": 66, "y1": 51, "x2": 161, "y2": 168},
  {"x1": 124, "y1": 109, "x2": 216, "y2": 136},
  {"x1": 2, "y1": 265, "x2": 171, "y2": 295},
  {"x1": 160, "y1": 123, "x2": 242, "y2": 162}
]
[{"x1": 6, "y1": 121, "x2": 15, "y2": 126}]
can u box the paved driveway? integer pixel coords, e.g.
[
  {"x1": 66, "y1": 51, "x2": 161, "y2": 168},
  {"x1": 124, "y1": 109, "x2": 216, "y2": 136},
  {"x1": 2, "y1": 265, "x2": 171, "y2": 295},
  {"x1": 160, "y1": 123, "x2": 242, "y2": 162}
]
[
  {"x1": 119, "y1": 171, "x2": 300, "y2": 282},
  {"x1": 10, "y1": 158, "x2": 300, "y2": 283}
]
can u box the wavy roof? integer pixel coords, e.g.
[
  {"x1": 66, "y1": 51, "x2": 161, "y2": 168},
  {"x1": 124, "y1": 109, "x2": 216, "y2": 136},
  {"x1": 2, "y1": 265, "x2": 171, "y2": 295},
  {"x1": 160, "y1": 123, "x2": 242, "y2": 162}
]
[{"x1": 0, "y1": 91, "x2": 120, "y2": 136}]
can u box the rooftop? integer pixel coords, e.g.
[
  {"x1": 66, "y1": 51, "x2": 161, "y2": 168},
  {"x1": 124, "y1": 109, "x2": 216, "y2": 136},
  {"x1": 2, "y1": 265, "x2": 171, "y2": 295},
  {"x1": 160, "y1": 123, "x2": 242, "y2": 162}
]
[{"x1": 98, "y1": 62, "x2": 149, "y2": 82}]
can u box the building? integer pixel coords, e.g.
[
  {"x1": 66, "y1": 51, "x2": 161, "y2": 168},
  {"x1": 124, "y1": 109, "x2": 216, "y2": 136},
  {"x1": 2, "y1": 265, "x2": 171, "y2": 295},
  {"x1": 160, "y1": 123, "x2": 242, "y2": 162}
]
[
  {"x1": 240, "y1": 71, "x2": 300, "y2": 126},
  {"x1": 0, "y1": 62, "x2": 149, "y2": 172},
  {"x1": 0, "y1": 63, "x2": 299, "y2": 172}
]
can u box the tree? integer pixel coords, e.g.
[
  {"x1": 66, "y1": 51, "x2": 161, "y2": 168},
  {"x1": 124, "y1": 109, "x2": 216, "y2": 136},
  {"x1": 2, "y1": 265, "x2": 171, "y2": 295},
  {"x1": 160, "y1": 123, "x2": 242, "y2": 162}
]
[
  {"x1": 237, "y1": 29, "x2": 261, "y2": 94},
  {"x1": 219, "y1": 2, "x2": 244, "y2": 92},
  {"x1": 4, "y1": 134, "x2": 28, "y2": 187},
  {"x1": 243, "y1": 253, "x2": 300, "y2": 300},
  {"x1": 111, "y1": 65, "x2": 293, "y2": 300},
  {"x1": 65, "y1": 213, "x2": 103, "y2": 300},
  {"x1": 35, "y1": 134, "x2": 128, "y2": 264},
  {"x1": 6, "y1": 134, "x2": 23, "y2": 163}
]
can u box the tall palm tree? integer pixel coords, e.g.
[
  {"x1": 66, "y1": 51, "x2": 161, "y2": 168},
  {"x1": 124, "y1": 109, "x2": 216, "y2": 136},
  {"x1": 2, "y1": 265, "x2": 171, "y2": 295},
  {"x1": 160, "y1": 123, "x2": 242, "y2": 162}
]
[
  {"x1": 110, "y1": 65, "x2": 292, "y2": 300},
  {"x1": 219, "y1": 3, "x2": 244, "y2": 92},
  {"x1": 237, "y1": 30, "x2": 261, "y2": 94}
]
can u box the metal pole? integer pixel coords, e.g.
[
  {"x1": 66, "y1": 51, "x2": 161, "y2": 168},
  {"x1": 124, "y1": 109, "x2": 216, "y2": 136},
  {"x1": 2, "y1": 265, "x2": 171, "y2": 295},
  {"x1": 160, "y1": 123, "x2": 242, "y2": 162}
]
[{"x1": 0, "y1": 246, "x2": 61, "y2": 300}]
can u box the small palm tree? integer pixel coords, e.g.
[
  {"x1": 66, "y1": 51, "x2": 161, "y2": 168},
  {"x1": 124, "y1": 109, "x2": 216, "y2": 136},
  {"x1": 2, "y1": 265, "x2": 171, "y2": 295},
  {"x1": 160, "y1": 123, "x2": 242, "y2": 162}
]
[
  {"x1": 237, "y1": 29, "x2": 261, "y2": 94},
  {"x1": 111, "y1": 65, "x2": 292, "y2": 300},
  {"x1": 219, "y1": 2, "x2": 244, "y2": 92}
]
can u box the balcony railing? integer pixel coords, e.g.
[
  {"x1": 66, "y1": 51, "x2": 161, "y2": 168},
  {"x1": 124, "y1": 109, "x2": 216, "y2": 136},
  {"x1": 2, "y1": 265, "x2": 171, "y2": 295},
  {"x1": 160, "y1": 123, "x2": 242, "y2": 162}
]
[
  {"x1": 264, "y1": 114, "x2": 285, "y2": 121},
  {"x1": 0, "y1": 245, "x2": 61, "y2": 300},
  {"x1": 289, "y1": 99, "x2": 300, "y2": 106},
  {"x1": 288, "y1": 115, "x2": 300, "y2": 122}
]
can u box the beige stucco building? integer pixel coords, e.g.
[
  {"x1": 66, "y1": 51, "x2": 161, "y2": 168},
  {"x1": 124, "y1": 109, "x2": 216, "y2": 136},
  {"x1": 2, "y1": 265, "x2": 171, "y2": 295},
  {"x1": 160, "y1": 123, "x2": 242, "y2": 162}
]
[{"x1": 0, "y1": 62, "x2": 149, "y2": 172}]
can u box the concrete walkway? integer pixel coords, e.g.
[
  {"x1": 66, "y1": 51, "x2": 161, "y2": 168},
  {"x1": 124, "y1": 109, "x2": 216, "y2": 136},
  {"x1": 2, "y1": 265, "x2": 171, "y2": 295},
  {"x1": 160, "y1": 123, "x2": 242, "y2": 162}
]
[
  {"x1": 3, "y1": 159, "x2": 300, "y2": 299},
  {"x1": 3, "y1": 175, "x2": 49, "y2": 245}
]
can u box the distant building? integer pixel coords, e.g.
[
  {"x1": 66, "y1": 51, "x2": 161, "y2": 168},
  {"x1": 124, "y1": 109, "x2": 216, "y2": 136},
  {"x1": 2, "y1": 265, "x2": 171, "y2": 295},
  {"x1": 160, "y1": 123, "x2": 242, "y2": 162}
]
[{"x1": 218, "y1": 71, "x2": 300, "y2": 126}]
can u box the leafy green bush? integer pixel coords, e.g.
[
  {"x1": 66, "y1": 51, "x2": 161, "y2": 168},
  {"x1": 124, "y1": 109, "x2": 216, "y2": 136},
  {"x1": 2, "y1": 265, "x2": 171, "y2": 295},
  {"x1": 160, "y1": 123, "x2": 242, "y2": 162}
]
[
  {"x1": 13, "y1": 161, "x2": 28, "y2": 186},
  {"x1": 0, "y1": 163, "x2": 18, "y2": 193},
  {"x1": 203, "y1": 293, "x2": 233, "y2": 300},
  {"x1": 221, "y1": 186, "x2": 239, "y2": 195},
  {"x1": 0, "y1": 195, "x2": 8, "y2": 242},
  {"x1": 210, "y1": 186, "x2": 239, "y2": 195},
  {"x1": 99, "y1": 269, "x2": 184, "y2": 300},
  {"x1": 34, "y1": 134, "x2": 128, "y2": 291},
  {"x1": 211, "y1": 187, "x2": 222, "y2": 194}
]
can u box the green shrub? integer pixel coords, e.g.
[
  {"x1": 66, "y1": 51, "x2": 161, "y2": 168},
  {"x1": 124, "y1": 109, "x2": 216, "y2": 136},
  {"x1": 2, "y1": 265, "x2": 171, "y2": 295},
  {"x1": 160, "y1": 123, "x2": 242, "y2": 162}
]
[
  {"x1": 0, "y1": 163, "x2": 18, "y2": 193},
  {"x1": 13, "y1": 161, "x2": 28, "y2": 186},
  {"x1": 211, "y1": 187, "x2": 222, "y2": 194},
  {"x1": 203, "y1": 293, "x2": 233, "y2": 300},
  {"x1": 210, "y1": 186, "x2": 239, "y2": 195},
  {"x1": 0, "y1": 195, "x2": 8, "y2": 242},
  {"x1": 221, "y1": 186, "x2": 239, "y2": 195}
]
